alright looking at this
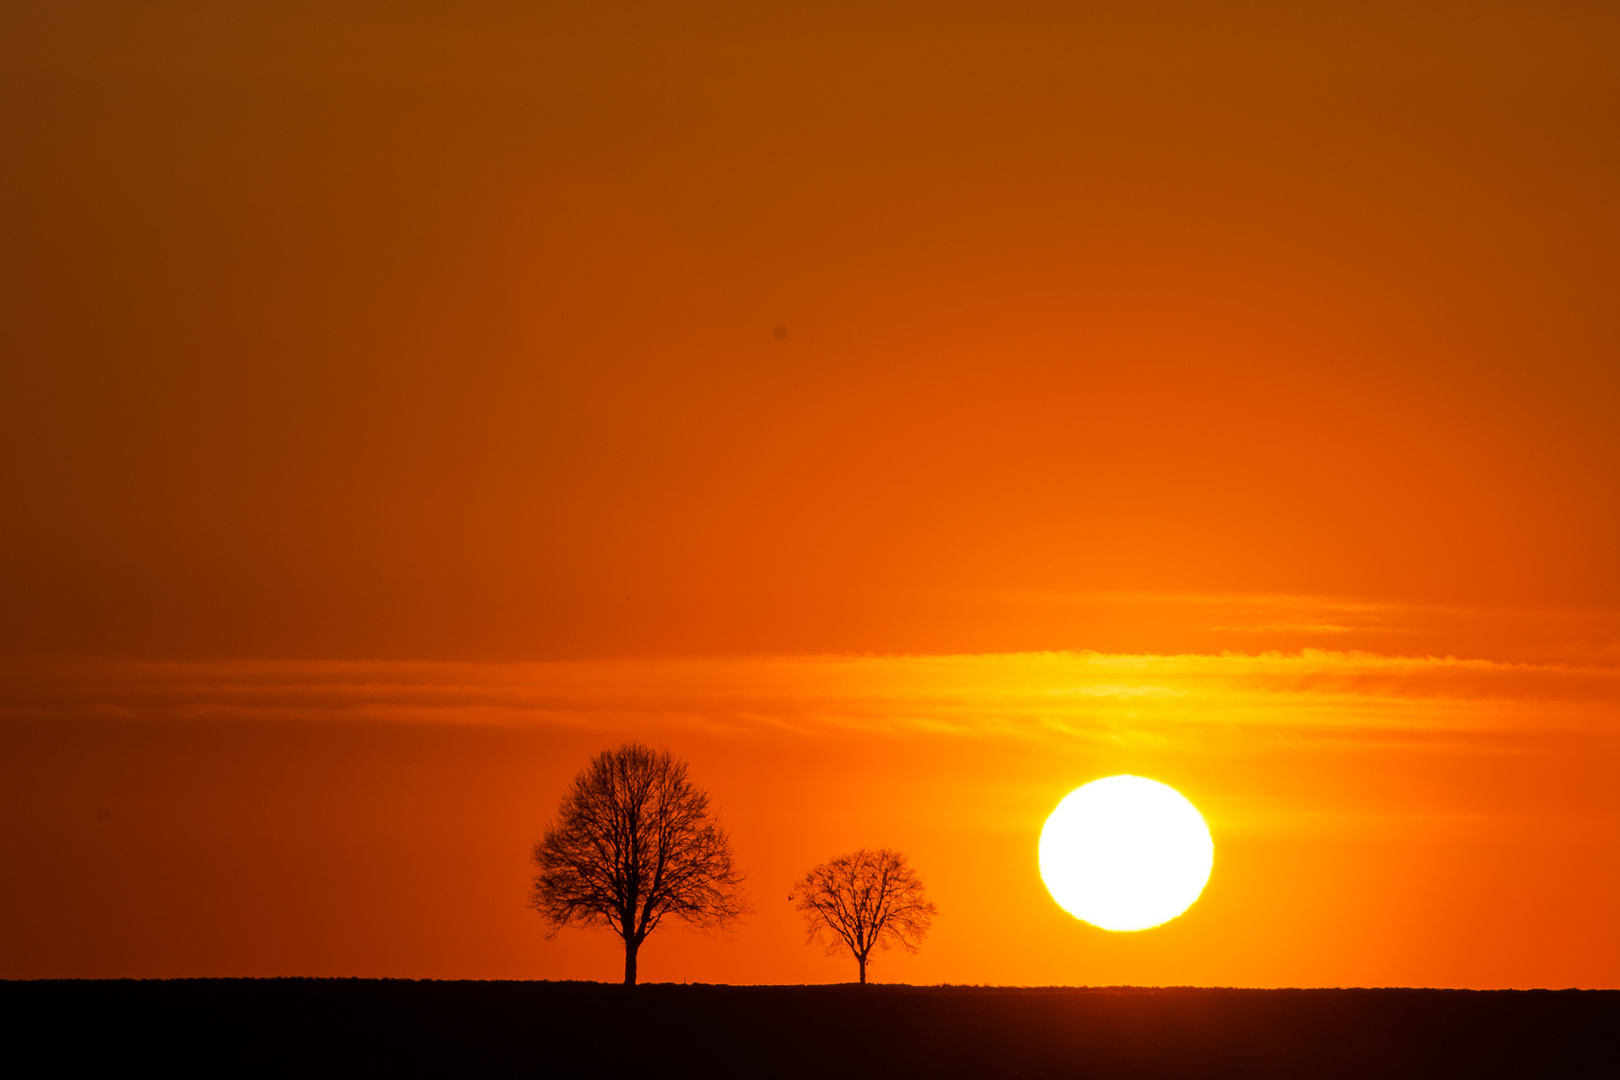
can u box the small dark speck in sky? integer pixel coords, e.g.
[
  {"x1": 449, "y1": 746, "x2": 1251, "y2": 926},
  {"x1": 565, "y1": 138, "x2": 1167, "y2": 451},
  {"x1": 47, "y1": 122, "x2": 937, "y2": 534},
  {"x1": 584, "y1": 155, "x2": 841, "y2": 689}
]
[
  {"x1": 96, "y1": 807, "x2": 111, "y2": 823},
  {"x1": 772, "y1": 325, "x2": 787, "y2": 341}
]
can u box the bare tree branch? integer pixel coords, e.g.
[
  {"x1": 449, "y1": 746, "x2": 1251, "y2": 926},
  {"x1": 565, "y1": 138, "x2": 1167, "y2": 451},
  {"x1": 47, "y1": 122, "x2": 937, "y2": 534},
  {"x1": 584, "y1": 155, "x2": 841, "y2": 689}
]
[
  {"x1": 530, "y1": 743, "x2": 748, "y2": 985},
  {"x1": 792, "y1": 848, "x2": 937, "y2": 985}
]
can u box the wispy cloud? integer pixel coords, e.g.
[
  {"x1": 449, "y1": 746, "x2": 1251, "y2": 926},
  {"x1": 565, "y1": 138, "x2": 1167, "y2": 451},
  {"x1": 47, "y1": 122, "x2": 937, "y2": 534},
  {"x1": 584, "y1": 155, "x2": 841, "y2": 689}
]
[
  {"x1": 3, "y1": 649, "x2": 1616, "y2": 752},
  {"x1": 934, "y1": 590, "x2": 1620, "y2": 663}
]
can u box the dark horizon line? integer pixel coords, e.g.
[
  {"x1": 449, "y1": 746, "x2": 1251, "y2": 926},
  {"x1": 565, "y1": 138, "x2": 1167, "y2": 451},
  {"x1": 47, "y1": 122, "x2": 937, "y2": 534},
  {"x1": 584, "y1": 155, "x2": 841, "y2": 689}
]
[{"x1": 5, "y1": 976, "x2": 1611, "y2": 993}]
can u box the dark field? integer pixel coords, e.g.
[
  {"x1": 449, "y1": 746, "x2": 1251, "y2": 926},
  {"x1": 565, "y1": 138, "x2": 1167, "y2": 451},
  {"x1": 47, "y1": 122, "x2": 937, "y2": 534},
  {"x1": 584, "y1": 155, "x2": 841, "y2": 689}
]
[{"x1": 5, "y1": 979, "x2": 1615, "y2": 1078}]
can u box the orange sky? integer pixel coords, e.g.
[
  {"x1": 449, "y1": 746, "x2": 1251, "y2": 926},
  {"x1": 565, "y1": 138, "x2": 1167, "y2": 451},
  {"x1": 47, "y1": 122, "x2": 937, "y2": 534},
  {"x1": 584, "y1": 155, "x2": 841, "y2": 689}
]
[{"x1": 2, "y1": 3, "x2": 1618, "y2": 987}]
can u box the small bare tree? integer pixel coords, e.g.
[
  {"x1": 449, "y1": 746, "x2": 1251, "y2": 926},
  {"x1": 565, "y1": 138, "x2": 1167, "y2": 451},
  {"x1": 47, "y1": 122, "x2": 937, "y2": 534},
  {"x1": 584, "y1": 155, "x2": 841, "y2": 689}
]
[
  {"x1": 530, "y1": 743, "x2": 746, "y2": 985},
  {"x1": 792, "y1": 848, "x2": 937, "y2": 985}
]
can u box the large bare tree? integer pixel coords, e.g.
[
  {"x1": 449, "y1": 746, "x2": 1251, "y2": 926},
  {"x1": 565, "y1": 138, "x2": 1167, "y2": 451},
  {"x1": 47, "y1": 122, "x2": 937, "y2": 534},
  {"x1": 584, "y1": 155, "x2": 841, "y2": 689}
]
[
  {"x1": 530, "y1": 743, "x2": 746, "y2": 985},
  {"x1": 792, "y1": 848, "x2": 938, "y2": 985}
]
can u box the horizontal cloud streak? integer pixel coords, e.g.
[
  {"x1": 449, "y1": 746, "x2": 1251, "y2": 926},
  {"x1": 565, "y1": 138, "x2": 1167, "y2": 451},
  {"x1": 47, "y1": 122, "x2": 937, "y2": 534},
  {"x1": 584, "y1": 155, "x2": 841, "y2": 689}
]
[{"x1": 3, "y1": 650, "x2": 1616, "y2": 752}]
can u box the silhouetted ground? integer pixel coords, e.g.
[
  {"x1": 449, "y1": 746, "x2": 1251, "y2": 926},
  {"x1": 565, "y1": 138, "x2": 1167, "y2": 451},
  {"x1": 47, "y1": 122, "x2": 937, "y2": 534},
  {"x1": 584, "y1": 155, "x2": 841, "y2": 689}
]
[{"x1": 4, "y1": 979, "x2": 1615, "y2": 1078}]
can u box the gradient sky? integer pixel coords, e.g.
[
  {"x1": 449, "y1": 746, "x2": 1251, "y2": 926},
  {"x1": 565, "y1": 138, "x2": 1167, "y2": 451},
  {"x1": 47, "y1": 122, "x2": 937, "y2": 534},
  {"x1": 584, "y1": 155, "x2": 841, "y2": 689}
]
[{"x1": 3, "y1": 2, "x2": 1618, "y2": 987}]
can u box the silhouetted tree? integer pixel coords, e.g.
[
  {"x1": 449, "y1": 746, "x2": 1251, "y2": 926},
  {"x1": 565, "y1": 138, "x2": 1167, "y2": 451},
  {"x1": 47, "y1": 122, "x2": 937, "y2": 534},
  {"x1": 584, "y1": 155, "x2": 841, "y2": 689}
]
[
  {"x1": 531, "y1": 743, "x2": 746, "y2": 985},
  {"x1": 792, "y1": 848, "x2": 937, "y2": 985}
]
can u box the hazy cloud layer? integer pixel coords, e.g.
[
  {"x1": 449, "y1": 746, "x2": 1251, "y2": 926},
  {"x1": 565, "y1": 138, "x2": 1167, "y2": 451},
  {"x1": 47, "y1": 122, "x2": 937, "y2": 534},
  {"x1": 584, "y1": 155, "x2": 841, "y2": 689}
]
[{"x1": 6, "y1": 649, "x2": 1616, "y2": 752}]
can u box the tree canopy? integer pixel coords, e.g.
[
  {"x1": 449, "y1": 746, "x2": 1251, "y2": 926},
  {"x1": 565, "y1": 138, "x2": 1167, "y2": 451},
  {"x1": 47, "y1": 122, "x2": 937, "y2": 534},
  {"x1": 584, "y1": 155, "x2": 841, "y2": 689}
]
[
  {"x1": 531, "y1": 742, "x2": 746, "y2": 985},
  {"x1": 793, "y1": 848, "x2": 937, "y2": 985}
]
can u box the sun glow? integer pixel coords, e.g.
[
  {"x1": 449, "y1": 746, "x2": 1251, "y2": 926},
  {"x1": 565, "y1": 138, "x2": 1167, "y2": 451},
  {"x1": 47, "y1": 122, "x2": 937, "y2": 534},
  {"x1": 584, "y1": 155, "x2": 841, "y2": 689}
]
[{"x1": 1039, "y1": 775, "x2": 1214, "y2": 932}]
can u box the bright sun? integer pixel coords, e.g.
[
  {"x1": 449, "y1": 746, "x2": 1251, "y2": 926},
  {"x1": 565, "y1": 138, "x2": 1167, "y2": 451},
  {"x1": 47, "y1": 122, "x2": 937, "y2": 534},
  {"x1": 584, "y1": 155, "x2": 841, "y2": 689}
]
[{"x1": 1039, "y1": 775, "x2": 1214, "y2": 932}]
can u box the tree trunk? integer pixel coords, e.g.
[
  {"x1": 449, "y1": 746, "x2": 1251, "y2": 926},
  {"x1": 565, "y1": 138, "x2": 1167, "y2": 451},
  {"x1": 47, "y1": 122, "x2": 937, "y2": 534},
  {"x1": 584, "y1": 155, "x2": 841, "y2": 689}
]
[
  {"x1": 624, "y1": 936, "x2": 639, "y2": 986},
  {"x1": 857, "y1": 953, "x2": 867, "y2": 986}
]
